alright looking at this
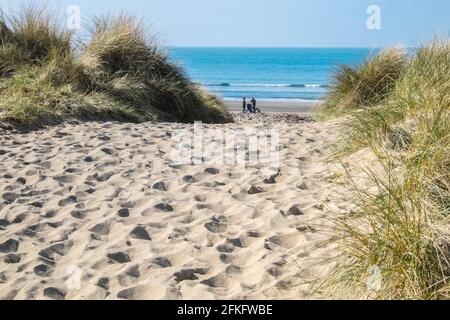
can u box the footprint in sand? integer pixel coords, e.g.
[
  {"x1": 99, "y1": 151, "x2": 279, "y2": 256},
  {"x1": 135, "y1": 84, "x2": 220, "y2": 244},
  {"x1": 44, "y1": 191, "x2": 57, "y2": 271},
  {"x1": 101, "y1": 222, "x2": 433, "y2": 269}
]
[
  {"x1": 225, "y1": 265, "x2": 242, "y2": 276},
  {"x1": 297, "y1": 182, "x2": 309, "y2": 190},
  {"x1": 29, "y1": 201, "x2": 44, "y2": 208},
  {"x1": 205, "y1": 168, "x2": 220, "y2": 175},
  {"x1": 17, "y1": 223, "x2": 42, "y2": 237},
  {"x1": 248, "y1": 185, "x2": 265, "y2": 194},
  {"x1": 205, "y1": 216, "x2": 228, "y2": 233},
  {"x1": 118, "y1": 265, "x2": 141, "y2": 287},
  {"x1": 4, "y1": 254, "x2": 21, "y2": 264},
  {"x1": 0, "y1": 219, "x2": 9, "y2": 230},
  {"x1": 96, "y1": 135, "x2": 111, "y2": 142},
  {"x1": 118, "y1": 208, "x2": 130, "y2": 218},
  {"x1": 266, "y1": 233, "x2": 302, "y2": 249},
  {"x1": 201, "y1": 273, "x2": 230, "y2": 288},
  {"x1": 182, "y1": 175, "x2": 196, "y2": 183},
  {"x1": 34, "y1": 264, "x2": 53, "y2": 277},
  {"x1": 152, "y1": 257, "x2": 172, "y2": 268},
  {"x1": 95, "y1": 172, "x2": 114, "y2": 182},
  {"x1": 154, "y1": 202, "x2": 174, "y2": 212},
  {"x1": 227, "y1": 235, "x2": 257, "y2": 248},
  {"x1": 71, "y1": 210, "x2": 86, "y2": 219},
  {"x1": 267, "y1": 266, "x2": 284, "y2": 278},
  {"x1": 12, "y1": 213, "x2": 27, "y2": 224},
  {"x1": 89, "y1": 221, "x2": 111, "y2": 236},
  {"x1": 0, "y1": 239, "x2": 20, "y2": 253},
  {"x1": 281, "y1": 205, "x2": 305, "y2": 217},
  {"x1": 246, "y1": 230, "x2": 265, "y2": 238},
  {"x1": 39, "y1": 241, "x2": 74, "y2": 264},
  {"x1": 58, "y1": 195, "x2": 78, "y2": 207},
  {"x1": 130, "y1": 226, "x2": 152, "y2": 241},
  {"x1": 43, "y1": 287, "x2": 66, "y2": 300},
  {"x1": 217, "y1": 243, "x2": 235, "y2": 253},
  {"x1": 173, "y1": 268, "x2": 209, "y2": 283},
  {"x1": 53, "y1": 175, "x2": 76, "y2": 184},
  {"x1": 101, "y1": 148, "x2": 117, "y2": 156},
  {"x1": 107, "y1": 251, "x2": 131, "y2": 264},
  {"x1": 2, "y1": 192, "x2": 18, "y2": 204},
  {"x1": 152, "y1": 181, "x2": 169, "y2": 191},
  {"x1": 194, "y1": 194, "x2": 207, "y2": 202},
  {"x1": 96, "y1": 277, "x2": 110, "y2": 291},
  {"x1": 84, "y1": 156, "x2": 95, "y2": 163}
]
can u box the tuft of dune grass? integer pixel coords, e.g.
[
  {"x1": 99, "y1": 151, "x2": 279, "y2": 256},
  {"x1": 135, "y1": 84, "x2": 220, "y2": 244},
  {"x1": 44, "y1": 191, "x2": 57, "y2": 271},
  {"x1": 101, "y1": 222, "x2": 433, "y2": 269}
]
[
  {"x1": 80, "y1": 14, "x2": 232, "y2": 123},
  {"x1": 321, "y1": 40, "x2": 450, "y2": 299},
  {"x1": 0, "y1": 5, "x2": 72, "y2": 70},
  {"x1": 319, "y1": 48, "x2": 407, "y2": 119},
  {"x1": 0, "y1": 6, "x2": 231, "y2": 128}
]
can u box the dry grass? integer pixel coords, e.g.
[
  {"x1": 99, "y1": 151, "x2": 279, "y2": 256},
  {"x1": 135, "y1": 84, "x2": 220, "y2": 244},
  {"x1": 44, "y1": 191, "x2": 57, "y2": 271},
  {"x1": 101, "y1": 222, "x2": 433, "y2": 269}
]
[
  {"x1": 319, "y1": 48, "x2": 407, "y2": 119},
  {"x1": 321, "y1": 41, "x2": 450, "y2": 299},
  {"x1": 0, "y1": 5, "x2": 231, "y2": 128}
]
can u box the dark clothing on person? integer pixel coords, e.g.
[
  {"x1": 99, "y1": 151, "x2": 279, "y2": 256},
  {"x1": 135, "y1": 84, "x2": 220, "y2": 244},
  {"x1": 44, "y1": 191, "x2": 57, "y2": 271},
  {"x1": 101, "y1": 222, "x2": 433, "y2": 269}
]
[
  {"x1": 242, "y1": 99, "x2": 247, "y2": 113},
  {"x1": 250, "y1": 98, "x2": 257, "y2": 113},
  {"x1": 247, "y1": 104, "x2": 253, "y2": 113}
]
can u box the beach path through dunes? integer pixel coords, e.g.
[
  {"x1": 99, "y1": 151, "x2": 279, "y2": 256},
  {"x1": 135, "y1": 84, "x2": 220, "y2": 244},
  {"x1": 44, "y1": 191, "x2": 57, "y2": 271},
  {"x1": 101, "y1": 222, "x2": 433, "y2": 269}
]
[{"x1": 0, "y1": 117, "x2": 349, "y2": 300}]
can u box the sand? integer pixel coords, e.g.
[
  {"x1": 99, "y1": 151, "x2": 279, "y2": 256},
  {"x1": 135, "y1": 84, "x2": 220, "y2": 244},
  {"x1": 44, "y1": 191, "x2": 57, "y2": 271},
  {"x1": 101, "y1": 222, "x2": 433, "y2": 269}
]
[
  {"x1": 0, "y1": 114, "x2": 352, "y2": 300},
  {"x1": 224, "y1": 99, "x2": 321, "y2": 113}
]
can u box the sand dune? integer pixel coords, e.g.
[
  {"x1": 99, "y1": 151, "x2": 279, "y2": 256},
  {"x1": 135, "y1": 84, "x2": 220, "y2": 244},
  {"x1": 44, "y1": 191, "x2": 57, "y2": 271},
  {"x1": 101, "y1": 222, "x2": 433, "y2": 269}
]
[{"x1": 0, "y1": 116, "x2": 350, "y2": 300}]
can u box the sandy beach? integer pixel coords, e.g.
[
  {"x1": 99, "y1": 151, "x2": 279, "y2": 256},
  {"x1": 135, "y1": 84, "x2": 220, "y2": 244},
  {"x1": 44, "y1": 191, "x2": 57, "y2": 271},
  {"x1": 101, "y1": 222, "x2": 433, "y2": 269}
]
[
  {"x1": 224, "y1": 99, "x2": 321, "y2": 114},
  {"x1": 0, "y1": 0, "x2": 447, "y2": 303},
  {"x1": 0, "y1": 114, "x2": 351, "y2": 300}
]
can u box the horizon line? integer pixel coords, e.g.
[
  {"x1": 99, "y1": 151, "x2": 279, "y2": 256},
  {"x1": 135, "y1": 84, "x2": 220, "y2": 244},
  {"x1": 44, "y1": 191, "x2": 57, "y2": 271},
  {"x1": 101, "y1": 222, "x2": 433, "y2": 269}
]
[{"x1": 167, "y1": 45, "x2": 416, "y2": 49}]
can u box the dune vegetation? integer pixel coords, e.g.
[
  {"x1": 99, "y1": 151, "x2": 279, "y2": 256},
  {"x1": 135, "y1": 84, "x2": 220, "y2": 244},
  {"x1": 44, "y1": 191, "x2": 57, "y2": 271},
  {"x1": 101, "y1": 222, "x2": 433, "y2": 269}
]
[
  {"x1": 320, "y1": 42, "x2": 450, "y2": 299},
  {"x1": 0, "y1": 5, "x2": 231, "y2": 129}
]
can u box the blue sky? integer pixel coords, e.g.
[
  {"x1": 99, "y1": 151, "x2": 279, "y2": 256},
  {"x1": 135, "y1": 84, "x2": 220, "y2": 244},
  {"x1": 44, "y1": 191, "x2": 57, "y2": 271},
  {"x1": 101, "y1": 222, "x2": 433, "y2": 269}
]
[{"x1": 1, "y1": 0, "x2": 449, "y2": 47}]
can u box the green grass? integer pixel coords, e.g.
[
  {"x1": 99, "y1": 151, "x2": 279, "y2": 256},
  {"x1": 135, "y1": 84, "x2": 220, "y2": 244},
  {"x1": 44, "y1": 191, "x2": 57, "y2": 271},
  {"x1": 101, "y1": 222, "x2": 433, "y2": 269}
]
[
  {"x1": 318, "y1": 48, "x2": 407, "y2": 120},
  {"x1": 321, "y1": 41, "x2": 450, "y2": 299},
  {"x1": 0, "y1": 5, "x2": 231, "y2": 128},
  {"x1": 0, "y1": 67, "x2": 143, "y2": 127}
]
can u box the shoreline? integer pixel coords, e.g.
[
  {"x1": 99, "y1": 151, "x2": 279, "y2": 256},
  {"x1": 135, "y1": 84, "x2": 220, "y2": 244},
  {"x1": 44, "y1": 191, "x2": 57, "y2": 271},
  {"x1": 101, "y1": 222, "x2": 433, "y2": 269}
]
[{"x1": 223, "y1": 99, "x2": 322, "y2": 114}]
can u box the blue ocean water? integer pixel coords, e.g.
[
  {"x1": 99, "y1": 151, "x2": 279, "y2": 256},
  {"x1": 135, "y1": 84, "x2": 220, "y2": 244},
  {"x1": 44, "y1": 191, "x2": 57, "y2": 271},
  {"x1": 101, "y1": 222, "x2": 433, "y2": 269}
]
[{"x1": 169, "y1": 47, "x2": 375, "y2": 101}]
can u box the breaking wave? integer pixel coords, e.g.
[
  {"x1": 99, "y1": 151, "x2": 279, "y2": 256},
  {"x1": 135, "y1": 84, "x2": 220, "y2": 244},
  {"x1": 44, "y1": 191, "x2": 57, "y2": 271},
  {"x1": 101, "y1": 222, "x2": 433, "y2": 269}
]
[{"x1": 203, "y1": 83, "x2": 332, "y2": 88}]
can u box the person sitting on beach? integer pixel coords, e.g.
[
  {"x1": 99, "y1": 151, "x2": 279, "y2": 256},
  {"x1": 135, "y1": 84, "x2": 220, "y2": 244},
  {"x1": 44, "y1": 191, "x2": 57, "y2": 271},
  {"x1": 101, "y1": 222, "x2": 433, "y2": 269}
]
[
  {"x1": 251, "y1": 97, "x2": 260, "y2": 113},
  {"x1": 247, "y1": 103, "x2": 253, "y2": 113},
  {"x1": 242, "y1": 98, "x2": 247, "y2": 113}
]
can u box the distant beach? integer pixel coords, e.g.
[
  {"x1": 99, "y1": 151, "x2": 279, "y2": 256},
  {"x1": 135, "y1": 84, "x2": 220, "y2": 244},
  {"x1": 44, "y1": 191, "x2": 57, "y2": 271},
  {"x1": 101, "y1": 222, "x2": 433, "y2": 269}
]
[{"x1": 223, "y1": 98, "x2": 321, "y2": 113}]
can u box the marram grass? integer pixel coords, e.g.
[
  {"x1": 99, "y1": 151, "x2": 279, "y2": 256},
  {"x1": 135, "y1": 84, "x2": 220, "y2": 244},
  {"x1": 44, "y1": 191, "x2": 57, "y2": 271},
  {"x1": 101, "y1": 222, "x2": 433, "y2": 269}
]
[
  {"x1": 321, "y1": 40, "x2": 450, "y2": 299},
  {"x1": 318, "y1": 48, "x2": 407, "y2": 120},
  {"x1": 0, "y1": 5, "x2": 231, "y2": 128}
]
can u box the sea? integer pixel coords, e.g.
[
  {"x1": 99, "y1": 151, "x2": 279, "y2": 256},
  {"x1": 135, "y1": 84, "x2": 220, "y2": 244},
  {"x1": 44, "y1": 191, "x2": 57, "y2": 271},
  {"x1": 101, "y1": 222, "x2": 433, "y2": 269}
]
[{"x1": 169, "y1": 47, "x2": 375, "y2": 102}]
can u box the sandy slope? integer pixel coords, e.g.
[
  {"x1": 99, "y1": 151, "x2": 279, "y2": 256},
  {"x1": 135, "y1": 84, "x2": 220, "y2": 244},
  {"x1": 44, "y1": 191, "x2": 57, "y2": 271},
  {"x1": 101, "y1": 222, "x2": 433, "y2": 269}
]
[{"x1": 0, "y1": 116, "x2": 350, "y2": 300}]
